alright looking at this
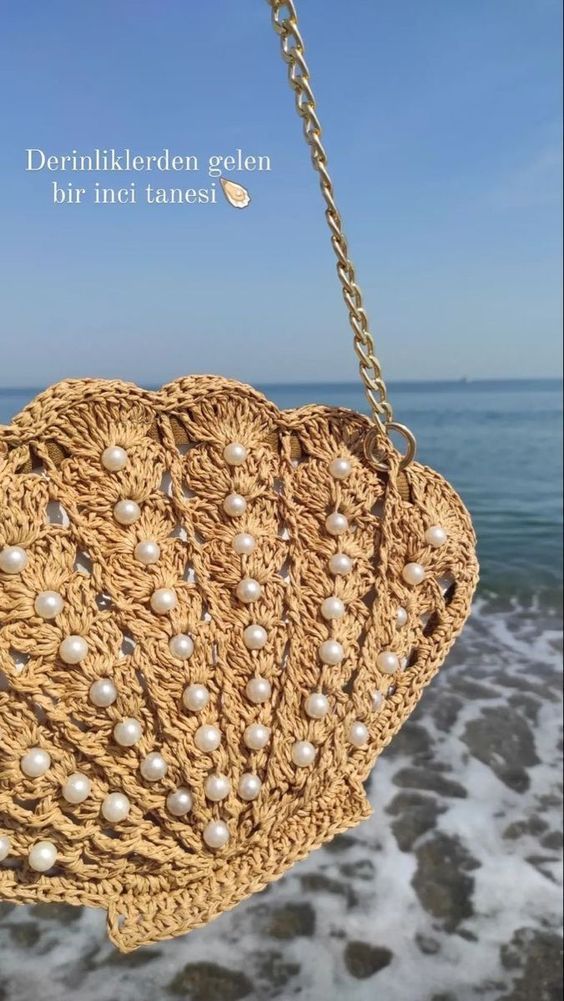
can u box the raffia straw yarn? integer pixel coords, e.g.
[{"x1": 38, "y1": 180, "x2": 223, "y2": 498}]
[{"x1": 0, "y1": 377, "x2": 478, "y2": 950}]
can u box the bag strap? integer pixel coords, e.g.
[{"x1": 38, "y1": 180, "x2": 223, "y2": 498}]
[{"x1": 268, "y1": 1, "x2": 416, "y2": 467}]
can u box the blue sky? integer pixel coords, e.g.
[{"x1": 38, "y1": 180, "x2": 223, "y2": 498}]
[{"x1": 0, "y1": 0, "x2": 561, "y2": 387}]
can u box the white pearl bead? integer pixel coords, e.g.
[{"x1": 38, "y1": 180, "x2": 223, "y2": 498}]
[
  {"x1": 204, "y1": 773, "x2": 231, "y2": 801},
  {"x1": 223, "y1": 442, "x2": 248, "y2": 466},
  {"x1": 20, "y1": 747, "x2": 51, "y2": 778},
  {"x1": 113, "y1": 499, "x2": 141, "y2": 525},
  {"x1": 243, "y1": 624, "x2": 267, "y2": 650},
  {"x1": 232, "y1": 532, "x2": 256, "y2": 555},
  {"x1": 203, "y1": 819, "x2": 230, "y2": 849},
  {"x1": 140, "y1": 752, "x2": 168, "y2": 782},
  {"x1": 134, "y1": 540, "x2": 161, "y2": 565},
  {"x1": 291, "y1": 740, "x2": 316, "y2": 767},
  {"x1": 402, "y1": 562, "x2": 426, "y2": 586},
  {"x1": 0, "y1": 545, "x2": 28, "y2": 575},
  {"x1": 101, "y1": 792, "x2": 130, "y2": 823},
  {"x1": 59, "y1": 634, "x2": 89, "y2": 665},
  {"x1": 113, "y1": 717, "x2": 143, "y2": 747},
  {"x1": 0, "y1": 835, "x2": 11, "y2": 861},
  {"x1": 304, "y1": 692, "x2": 329, "y2": 719},
  {"x1": 89, "y1": 677, "x2": 117, "y2": 707},
  {"x1": 169, "y1": 634, "x2": 194, "y2": 660},
  {"x1": 319, "y1": 639, "x2": 344, "y2": 665},
  {"x1": 223, "y1": 493, "x2": 247, "y2": 517},
  {"x1": 101, "y1": 446, "x2": 128, "y2": 472},
  {"x1": 348, "y1": 721, "x2": 369, "y2": 748},
  {"x1": 320, "y1": 595, "x2": 345, "y2": 620},
  {"x1": 246, "y1": 676, "x2": 271, "y2": 704},
  {"x1": 150, "y1": 587, "x2": 177, "y2": 614},
  {"x1": 166, "y1": 787, "x2": 193, "y2": 817},
  {"x1": 28, "y1": 840, "x2": 57, "y2": 872},
  {"x1": 62, "y1": 772, "x2": 91, "y2": 804},
  {"x1": 396, "y1": 606, "x2": 408, "y2": 627},
  {"x1": 238, "y1": 772, "x2": 262, "y2": 801},
  {"x1": 325, "y1": 512, "x2": 349, "y2": 536},
  {"x1": 377, "y1": 651, "x2": 400, "y2": 675},
  {"x1": 372, "y1": 690, "x2": 384, "y2": 712},
  {"x1": 183, "y1": 683, "x2": 210, "y2": 712},
  {"x1": 329, "y1": 456, "x2": 352, "y2": 480},
  {"x1": 425, "y1": 524, "x2": 448, "y2": 548},
  {"x1": 328, "y1": 552, "x2": 353, "y2": 576},
  {"x1": 236, "y1": 578, "x2": 262, "y2": 604},
  {"x1": 34, "y1": 590, "x2": 64, "y2": 620},
  {"x1": 194, "y1": 724, "x2": 221, "y2": 753},
  {"x1": 244, "y1": 723, "x2": 271, "y2": 750}
]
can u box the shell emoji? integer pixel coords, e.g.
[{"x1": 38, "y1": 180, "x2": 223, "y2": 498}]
[
  {"x1": 220, "y1": 176, "x2": 251, "y2": 208},
  {"x1": 0, "y1": 376, "x2": 478, "y2": 951}
]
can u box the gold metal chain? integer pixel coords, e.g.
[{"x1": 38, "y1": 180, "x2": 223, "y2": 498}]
[{"x1": 268, "y1": 0, "x2": 416, "y2": 467}]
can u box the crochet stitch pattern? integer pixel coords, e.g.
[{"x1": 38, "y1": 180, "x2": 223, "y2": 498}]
[{"x1": 0, "y1": 376, "x2": 478, "y2": 951}]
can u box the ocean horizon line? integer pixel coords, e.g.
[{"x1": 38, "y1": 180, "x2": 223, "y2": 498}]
[{"x1": 0, "y1": 376, "x2": 562, "y2": 396}]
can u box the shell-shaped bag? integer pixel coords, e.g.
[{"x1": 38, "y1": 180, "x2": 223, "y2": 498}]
[{"x1": 0, "y1": 3, "x2": 478, "y2": 953}]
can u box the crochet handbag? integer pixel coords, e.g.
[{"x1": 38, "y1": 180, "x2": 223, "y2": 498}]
[{"x1": 0, "y1": 1, "x2": 478, "y2": 952}]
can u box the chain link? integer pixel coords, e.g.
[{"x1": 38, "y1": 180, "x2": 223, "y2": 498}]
[{"x1": 268, "y1": 0, "x2": 416, "y2": 464}]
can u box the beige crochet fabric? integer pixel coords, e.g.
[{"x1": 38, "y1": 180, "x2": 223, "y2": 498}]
[{"x1": 0, "y1": 376, "x2": 478, "y2": 951}]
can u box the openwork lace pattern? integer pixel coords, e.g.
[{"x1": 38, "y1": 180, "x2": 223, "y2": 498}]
[{"x1": 0, "y1": 377, "x2": 478, "y2": 951}]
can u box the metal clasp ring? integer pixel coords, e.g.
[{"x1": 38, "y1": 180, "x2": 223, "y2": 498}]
[{"x1": 364, "y1": 422, "x2": 417, "y2": 471}]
